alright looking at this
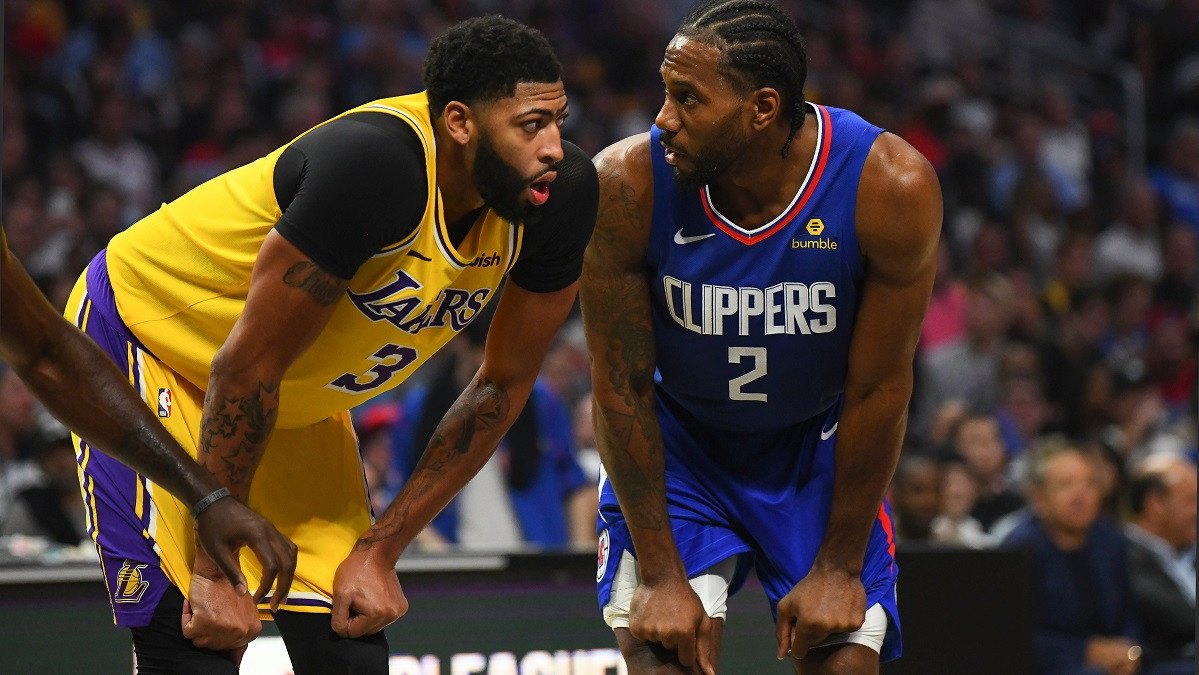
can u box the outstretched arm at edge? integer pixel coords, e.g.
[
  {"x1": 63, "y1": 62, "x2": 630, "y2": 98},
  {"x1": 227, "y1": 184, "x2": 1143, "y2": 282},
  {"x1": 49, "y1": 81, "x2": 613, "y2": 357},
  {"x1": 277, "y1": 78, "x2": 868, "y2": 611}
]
[{"x1": 0, "y1": 236, "x2": 296, "y2": 602}]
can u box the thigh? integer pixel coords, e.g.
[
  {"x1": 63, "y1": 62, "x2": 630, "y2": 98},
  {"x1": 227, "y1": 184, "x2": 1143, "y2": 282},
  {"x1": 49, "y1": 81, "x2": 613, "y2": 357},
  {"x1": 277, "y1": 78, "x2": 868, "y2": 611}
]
[
  {"x1": 614, "y1": 619, "x2": 725, "y2": 675},
  {"x1": 791, "y1": 643, "x2": 879, "y2": 675},
  {"x1": 130, "y1": 585, "x2": 237, "y2": 675},
  {"x1": 274, "y1": 610, "x2": 389, "y2": 675},
  {"x1": 244, "y1": 410, "x2": 372, "y2": 614},
  {"x1": 789, "y1": 604, "x2": 888, "y2": 675},
  {"x1": 605, "y1": 554, "x2": 736, "y2": 673}
]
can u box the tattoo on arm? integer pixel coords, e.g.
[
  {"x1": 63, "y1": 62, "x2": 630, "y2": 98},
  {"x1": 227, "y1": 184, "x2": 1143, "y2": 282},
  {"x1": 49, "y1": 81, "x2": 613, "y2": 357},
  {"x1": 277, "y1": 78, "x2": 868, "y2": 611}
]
[
  {"x1": 282, "y1": 261, "x2": 346, "y2": 306},
  {"x1": 355, "y1": 377, "x2": 510, "y2": 549},
  {"x1": 581, "y1": 161, "x2": 667, "y2": 531},
  {"x1": 197, "y1": 381, "x2": 280, "y2": 499},
  {"x1": 596, "y1": 406, "x2": 665, "y2": 530}
]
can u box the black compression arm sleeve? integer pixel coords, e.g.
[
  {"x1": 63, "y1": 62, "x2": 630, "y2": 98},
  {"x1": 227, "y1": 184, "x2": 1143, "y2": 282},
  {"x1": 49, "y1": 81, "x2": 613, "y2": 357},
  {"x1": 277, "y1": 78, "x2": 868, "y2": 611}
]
[
  {"x1": 509, "y1": 141, "x2": 599, "y2": 293},
  {"x1": 272, "y1": 112, "x2": 428, "y2": 279}
]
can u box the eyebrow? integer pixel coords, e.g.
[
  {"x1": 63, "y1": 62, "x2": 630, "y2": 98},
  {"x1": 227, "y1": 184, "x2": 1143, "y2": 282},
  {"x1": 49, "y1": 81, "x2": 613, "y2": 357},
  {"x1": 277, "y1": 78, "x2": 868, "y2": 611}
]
[
  {"x1": 517, "y1": 105, "x2": 569, "y2": 119},
  {"x1": 660, "y1": 65, "x2": 697, "y2": 88}
]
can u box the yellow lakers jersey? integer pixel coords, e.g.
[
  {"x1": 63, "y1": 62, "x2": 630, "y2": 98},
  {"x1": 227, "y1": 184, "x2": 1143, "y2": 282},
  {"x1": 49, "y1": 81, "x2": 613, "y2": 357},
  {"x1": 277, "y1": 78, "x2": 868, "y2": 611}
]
[{"x1": 105, "y1": 92, "x2": 522, "y2": 428}]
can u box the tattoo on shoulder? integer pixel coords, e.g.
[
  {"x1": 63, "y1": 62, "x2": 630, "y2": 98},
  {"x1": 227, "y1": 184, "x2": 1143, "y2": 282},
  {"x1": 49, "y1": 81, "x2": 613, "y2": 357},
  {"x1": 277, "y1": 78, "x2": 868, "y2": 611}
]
[
  {"x1": 282, "y1": 261, "x2": 346, "y2": 306},
  {"x1": 596, "y1": 163, "x2": 643, "y2": 232}
]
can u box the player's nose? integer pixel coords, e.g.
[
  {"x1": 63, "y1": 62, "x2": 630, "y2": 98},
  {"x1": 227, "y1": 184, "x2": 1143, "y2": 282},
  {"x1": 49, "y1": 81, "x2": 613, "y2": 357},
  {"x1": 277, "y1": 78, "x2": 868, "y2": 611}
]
[
  {"x1": 655, "y1": 100, "x2": 680, "y2": 133},
  {"x1": 539, "y1": 123, "x2": 564, "y2": 165}
]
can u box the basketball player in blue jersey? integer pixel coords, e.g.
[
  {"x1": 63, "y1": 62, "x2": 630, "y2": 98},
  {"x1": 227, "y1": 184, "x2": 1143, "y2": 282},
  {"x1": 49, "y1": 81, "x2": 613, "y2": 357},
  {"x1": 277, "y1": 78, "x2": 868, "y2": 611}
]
[
  {"x1": 581, "y1": 1, "x2": 942, "y2": 672},
  {"x1": 1, "y1": 234, "x2": 297, "y2": 606}
]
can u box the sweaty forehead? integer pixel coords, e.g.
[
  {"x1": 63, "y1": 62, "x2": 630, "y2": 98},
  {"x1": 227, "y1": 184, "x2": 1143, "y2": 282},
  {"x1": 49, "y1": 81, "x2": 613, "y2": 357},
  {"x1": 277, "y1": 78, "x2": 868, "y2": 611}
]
[{"x1": 660, "y1": 35, "x2": 724, "y2": 80}]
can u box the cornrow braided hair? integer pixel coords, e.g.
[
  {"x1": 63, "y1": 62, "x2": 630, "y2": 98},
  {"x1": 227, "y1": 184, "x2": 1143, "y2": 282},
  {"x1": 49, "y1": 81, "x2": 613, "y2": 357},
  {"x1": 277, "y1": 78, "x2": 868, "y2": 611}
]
[{"x1": 679, "y1": 0, "x2": 808, "y2": 157}]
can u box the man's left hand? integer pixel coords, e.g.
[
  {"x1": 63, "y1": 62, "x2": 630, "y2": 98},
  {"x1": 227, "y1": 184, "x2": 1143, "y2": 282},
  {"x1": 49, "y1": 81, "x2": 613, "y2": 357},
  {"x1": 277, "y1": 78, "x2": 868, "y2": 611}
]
[
  {"x1": 775, "y1": 565, "x2": 866, "y2": 662},
  {"x1": 331, "y1": 546, "x2": 408, "y2": 638}
]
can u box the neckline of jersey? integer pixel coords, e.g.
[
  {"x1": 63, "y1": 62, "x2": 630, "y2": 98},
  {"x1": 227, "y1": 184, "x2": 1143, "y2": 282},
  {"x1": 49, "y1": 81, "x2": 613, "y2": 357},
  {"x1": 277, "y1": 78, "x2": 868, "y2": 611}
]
[{"x1": 699, "y1": 102, "x2": 831, "y2": 246}]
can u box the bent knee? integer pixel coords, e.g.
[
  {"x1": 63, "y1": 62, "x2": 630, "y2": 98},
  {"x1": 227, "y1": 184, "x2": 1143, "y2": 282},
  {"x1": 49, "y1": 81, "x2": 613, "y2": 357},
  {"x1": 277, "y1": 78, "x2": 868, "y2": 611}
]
[{"x1": 793, "y1": 642, "x2": 879, "y2": 675}]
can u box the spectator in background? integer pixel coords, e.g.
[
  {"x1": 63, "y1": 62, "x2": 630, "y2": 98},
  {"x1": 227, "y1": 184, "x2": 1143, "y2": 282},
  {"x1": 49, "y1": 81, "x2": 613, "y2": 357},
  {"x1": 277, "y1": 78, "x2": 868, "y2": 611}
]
[
  {"x1": 571, "y1": 395, "x2": 602, "y2": 486},
  {"x1": 0, "y1": 432, "x2": 86, "y2": 546},
  {"x1": 1093, "y1": 443, "x2": 1131, "y2": 521},
  {"x1": 951, "y1": 412, "x2": 1026, "y2": 534},
  {"x1": 1104, "y1": 362, "x2": 1187, "y2": 464},
  {"x1": 355, "y1": 402, "x2": 403, "y2": 517},
  {"x1": 996, "y1": 375, "x2": 1055, "y2": 458},
  {"x1": 1040, "y1": 232, "x2": 1096, "y2": 324},
  {"x1": 1095, "y1": 179, "x2": 1165, "y2": 285},
  {"x1": 537, "y1": 317, "x2": 591, "y2": 409},
  {"x1": 1153, "y1": 224, "x2": 1197, "y2": 314},
  {"x1": 1003, "y1": 442, "x2": 1141, "y2": 675},
  {"x1": 175, "y1": 86, "x2": 256, "y2": 191},
  {"x1": 1102, "y1": 275, "x2": 1154, "y2": 371},
  {"x1": 1125, "y1": 453, "x2": 1197, "y2": 674},
  {"x1": 0, "y1": 365, "x2": 44, "y2": 526},
  {"x1": 1009, "y1": 172, "x2": 1066, "y2": 285},
  {"x1": 1144, "y1": 312, "x2": 1197, "y2": 417},
  {"x1": 1040, "y1": 84, "x2": 1092, "y2": 209},
  {"x1": 890, "y1": 455, "x2": 942, "y2": 543},
  {"x1": 393, "y1": 310, "x2": 596, "y2": 552},
  {"x1": 1039, "y1": 288, "x2": 1110, "y2": 438},
  {"x1": 71, "y1": 93, "x2": 159, "y2": 224},
  {"x1": 920, "y1": 237, "x2": 968, "y2": 354},
  {"x1": 1008, "y1": 270, "x2": 1050, "y2": 341},
  {"x1": 931, "y1": 459, "x2": 989, "y2": 548},
  {"x1": 914, "y1": 271, "x2": 1016, "y2": 443},
  {"x1": 4, "y1": 193, "x2": 57, "y2": 279},
  {"x1": 1148, "y1": 119, "x2": 1199, "y2": 231},
  {"x1": 991, "y1": 113, "x2": 1085, "y2": 217}
]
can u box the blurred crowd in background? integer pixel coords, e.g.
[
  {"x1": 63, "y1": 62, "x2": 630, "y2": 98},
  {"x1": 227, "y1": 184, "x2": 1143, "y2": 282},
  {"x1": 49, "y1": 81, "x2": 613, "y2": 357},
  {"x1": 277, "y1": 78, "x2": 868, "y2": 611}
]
[{"x1": 1, "y1": 0, "x2": 1196, "y2": 671}]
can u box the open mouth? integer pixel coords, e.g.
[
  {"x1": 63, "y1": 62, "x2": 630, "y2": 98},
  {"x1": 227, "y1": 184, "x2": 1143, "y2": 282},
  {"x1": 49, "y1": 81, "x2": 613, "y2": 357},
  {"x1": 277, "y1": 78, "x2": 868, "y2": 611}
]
[
  {"x1": 528, "y1": 170, "x2": 557, "y2": 205},
  {"x1": 661, "y1": 142, "x2": 685, "y2": 166},
  {"x1": 529, "y1": 181, "x2": 551, "y2": 205}
]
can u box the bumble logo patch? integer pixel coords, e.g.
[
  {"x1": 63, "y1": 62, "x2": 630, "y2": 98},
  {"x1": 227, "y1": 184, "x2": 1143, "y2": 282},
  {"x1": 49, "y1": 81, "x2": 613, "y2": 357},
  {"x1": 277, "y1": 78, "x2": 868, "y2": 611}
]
[{"x1": 792, "y1": 218, "x2": 838, "y2": 250}]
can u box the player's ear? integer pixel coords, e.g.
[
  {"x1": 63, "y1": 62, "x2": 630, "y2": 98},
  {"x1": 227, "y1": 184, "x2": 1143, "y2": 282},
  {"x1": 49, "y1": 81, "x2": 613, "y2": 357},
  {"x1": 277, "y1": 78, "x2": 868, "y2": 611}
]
[
  {"x1": 443, "y1": 101, "x2": 475, "y2": 145},
  {"x1": 750, "y1": 87, "x2": 781, "y2": 131}
]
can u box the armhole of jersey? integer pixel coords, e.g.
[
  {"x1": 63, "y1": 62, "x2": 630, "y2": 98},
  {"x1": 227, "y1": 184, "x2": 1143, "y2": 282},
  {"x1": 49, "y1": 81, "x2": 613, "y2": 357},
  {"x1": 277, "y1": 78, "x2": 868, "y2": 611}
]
[
  {"x1": 845, "y1": 119, "x2": 885, "y2": 282},
  {"x1": 357, "y1": 103, "x2": 437, "y2": 254},
  {"x1": 647, "y1": 127, "x2": 675, "y2": 267},
  {"x1": 503, "y1": 221, "x2": 524, "y2": 276}
]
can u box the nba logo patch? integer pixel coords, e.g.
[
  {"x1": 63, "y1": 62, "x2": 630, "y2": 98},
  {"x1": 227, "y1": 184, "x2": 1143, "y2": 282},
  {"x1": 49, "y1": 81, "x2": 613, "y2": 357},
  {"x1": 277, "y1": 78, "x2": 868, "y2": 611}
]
[
  {"x1": 115, "y1": 561, "x2": 150, "y2": 603},
  {"x1": 157, "y1": 388, "x2": 172, "y2": 418},
  {"x1": 596, "y1": 529, "x2": 610, "y2": 582}
]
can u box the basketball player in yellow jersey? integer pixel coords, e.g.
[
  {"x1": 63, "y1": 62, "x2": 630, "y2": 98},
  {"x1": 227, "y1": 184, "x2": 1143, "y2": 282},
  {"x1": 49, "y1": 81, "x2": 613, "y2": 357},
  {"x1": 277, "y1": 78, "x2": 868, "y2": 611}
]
[{"x1": 63, "y1": 16, "x2": 596, "y2": 673}]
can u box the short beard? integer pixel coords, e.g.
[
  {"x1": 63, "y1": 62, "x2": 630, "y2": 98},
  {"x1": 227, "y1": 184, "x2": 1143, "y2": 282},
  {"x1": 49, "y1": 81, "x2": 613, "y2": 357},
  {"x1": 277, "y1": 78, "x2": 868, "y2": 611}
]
[
  {"x1": 474, "y1": 133, "x2": 532, "y2": 223},
  {"x1": 665, "y1": 110, "x2": 746, "y2": 192}
]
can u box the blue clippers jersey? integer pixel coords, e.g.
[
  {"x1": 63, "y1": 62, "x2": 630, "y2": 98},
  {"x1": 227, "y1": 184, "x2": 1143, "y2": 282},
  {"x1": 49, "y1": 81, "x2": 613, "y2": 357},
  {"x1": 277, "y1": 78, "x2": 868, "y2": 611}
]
[{"x1": 648, "y1": 104, "x2": 883, "y2": 431}]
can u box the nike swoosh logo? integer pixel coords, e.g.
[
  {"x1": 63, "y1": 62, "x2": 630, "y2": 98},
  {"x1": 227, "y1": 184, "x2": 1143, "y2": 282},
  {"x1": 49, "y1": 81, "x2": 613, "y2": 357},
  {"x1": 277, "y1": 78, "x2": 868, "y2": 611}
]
[
  {"x1": 820, "y1": 422, "x2": 839, "y2": 440},
  {"x1": 406, "y1": 250, "x2": 433, "y2": 261},
  {"x1": 674, "y1": 229, "x2": 716, "y2": 245}
]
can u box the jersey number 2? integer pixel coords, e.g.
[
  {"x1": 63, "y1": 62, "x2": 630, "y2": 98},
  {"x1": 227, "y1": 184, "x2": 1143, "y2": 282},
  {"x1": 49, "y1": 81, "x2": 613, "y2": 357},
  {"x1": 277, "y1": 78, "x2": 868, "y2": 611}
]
[
  {"x1": 728, "y1": 347, "x2": 767, "y2": 402},
  {"x1": 329, "y1": 344, "x2": 418, "y2": 394}
]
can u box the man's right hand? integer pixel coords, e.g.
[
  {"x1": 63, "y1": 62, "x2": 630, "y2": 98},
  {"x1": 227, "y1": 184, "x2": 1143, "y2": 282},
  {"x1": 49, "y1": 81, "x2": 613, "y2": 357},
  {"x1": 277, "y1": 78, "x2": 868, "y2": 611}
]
[
  {"x1": 194, "y1": 497, "x2": 297, "y2": 609},
  {"x1": 629, "y1": 575, "x2": 716, "y2": 675},
  {"x1": 182, "y1": 557, "x2": 263, "y2": 651}
]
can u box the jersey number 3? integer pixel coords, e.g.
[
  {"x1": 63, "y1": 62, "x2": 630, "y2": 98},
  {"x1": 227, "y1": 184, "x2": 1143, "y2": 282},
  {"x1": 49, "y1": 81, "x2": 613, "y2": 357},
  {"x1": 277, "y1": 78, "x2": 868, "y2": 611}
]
[
  {"x1": 728, "y1": 346, "x2": 767, "y2": 402},
  {"x1": 328, "y1": 344, "x2": 418, "y2": 394}
]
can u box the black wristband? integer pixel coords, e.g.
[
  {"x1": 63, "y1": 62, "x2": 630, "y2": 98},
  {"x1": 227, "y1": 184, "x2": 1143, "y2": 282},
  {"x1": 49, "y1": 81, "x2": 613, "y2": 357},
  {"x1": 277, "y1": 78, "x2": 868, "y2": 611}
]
[{"x1": 191, "y1": 487, "x2": 231, "y2": 519}]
